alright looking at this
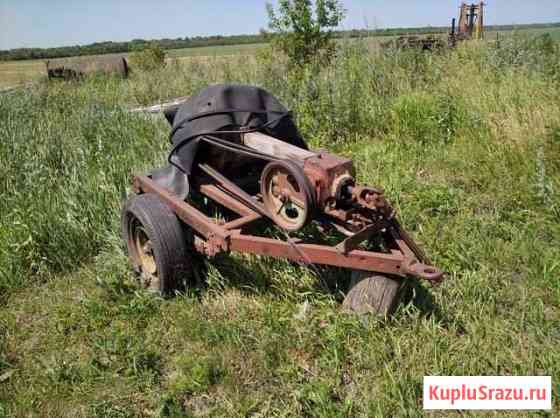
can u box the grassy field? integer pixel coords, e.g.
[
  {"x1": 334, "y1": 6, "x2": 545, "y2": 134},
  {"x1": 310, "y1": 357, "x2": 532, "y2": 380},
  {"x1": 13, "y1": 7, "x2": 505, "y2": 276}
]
[
  {"x1": 0, "y1": 45, "x2": 267, "y2": 90},
  {"x1": 0, "y1": 60, "x2": 45, "y2": 89},
  {"x1": 1, "y1": 26, "x2": 559, "y2": 90},
  {"x1": 167, "y1": 43, "x2": 265, "y2": 58},
  {"x1": 0, "y1": 43, "x2": 266, "y2": 90},
  {"x1": 1, "y1": 32, "x2": 559, "y2": 417}
]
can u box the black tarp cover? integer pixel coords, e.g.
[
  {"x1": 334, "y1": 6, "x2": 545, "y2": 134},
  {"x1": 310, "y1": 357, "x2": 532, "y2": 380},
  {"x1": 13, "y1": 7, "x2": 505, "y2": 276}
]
[{"x1": 151, "y1": 84, "x2": 307, "y2": 200}]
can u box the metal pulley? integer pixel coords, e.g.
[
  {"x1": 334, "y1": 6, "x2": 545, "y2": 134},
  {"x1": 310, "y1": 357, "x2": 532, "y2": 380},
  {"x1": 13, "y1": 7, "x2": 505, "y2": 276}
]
[{"x1": 260, "y1": 160, "x2": 316, "y2": 232}]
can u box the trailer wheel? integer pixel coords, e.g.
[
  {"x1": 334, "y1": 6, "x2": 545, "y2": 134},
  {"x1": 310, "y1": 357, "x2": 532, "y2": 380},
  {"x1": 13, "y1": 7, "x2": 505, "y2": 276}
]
[
  {"x1": 121, "y1": 193, "x2": 192, "y2": 294},
  {"x1": 343, "y1": 272, "x2": 403, "y2": 317}
]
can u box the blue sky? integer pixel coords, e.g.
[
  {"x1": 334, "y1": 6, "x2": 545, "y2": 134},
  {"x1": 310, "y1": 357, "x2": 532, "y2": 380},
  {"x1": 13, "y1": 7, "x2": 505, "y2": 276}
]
[{"x1": 1, "y1": 0, "x2": 559, "y2": 50}]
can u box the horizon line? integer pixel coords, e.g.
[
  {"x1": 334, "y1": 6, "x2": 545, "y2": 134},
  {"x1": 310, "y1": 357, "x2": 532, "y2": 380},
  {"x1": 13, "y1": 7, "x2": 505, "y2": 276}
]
[{"x1": 2, "y1": 21, "x2": 559, "y2": 53}]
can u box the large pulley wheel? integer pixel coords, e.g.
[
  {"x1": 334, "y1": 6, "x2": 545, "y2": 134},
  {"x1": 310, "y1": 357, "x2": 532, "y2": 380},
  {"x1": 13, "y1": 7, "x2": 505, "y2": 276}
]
[{"x1": 260, "y1": 160, "x2": 315, "y2": 232}]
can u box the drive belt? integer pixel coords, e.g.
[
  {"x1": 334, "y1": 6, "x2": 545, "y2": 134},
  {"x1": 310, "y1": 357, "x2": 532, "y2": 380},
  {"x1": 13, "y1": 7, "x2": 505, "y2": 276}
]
[
  {"x1": 200, "y1": 134, "x2": 280, "y2": 162},
  {"x1": 195, "y1": 137, "x2": 321, "y2": 277}
]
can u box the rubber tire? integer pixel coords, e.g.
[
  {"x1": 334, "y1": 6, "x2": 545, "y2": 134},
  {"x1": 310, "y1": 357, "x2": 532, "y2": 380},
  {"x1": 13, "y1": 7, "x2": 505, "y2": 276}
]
[
  {"x1": 121, "y1": 193, "x2": 192, "y2": 295},
  {"x1": 343, "y1": 272, "x2": 403, "y2": 317}
]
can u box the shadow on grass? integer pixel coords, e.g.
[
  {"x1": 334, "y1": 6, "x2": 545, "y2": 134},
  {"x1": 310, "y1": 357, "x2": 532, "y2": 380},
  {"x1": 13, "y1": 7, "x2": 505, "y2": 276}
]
[
  {"x1": 200, "y1": 251, "x2": 349, "y2": 300},
  {"x1": 402, "y1": 280, "x2": 466, "y2": 334},
  {"x1": 197, "y1": 251, "x2": 456, "y2": 326}
]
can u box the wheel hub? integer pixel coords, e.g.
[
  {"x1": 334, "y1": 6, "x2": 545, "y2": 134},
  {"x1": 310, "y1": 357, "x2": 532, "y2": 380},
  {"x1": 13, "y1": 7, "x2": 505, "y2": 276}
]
[
  {"x1": 132, "y1": 222, "x2": 159, "y2": 289},
  {"x1": 261, "y1": 161, "x2": 314, "y2": 231}
]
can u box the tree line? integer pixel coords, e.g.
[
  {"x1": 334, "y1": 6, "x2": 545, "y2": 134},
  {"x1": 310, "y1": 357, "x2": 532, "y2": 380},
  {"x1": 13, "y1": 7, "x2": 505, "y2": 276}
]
[{"x1": 1, "y1": 22, "x2": 558, "y2": 62}]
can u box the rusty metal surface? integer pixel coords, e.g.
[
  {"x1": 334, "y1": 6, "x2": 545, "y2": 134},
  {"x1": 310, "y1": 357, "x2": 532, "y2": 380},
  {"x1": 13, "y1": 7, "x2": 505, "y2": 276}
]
[
  {"x1": 449, "y1": 2, "x2": 485, "y2": 46},
  {"x1": 303, "y1": 152, "x2": 354, "y2": 209},
  {"x1": 390, "y1": 221, "x2": 431, "y2": 265},
  {"x1": 222, "y1": 213, "x2": 262, "y2": 231},
  {"x1": 229, "y1": 232, "x2": 407, "y2": 276},
  {"x1": 335, "y1": 219, "x2": 388, "y2": 255},
  {"x1": 133, "y1": 175, "x2": 229, "y2": 250},
  {"x1": 382, "y1": 2, "x2": 485, "y2": 51},
  {"x1": 130, "y1": 107, "x2": 447, "y2": 284},
  {"x1": 199, "y1": 183, "x2": 257, "y2": 217},
  {"x1": 198, "y1": 163, "x2": 269, "y2": 217},
  {"x1": 457, "y1": 2, "x2": 484, "y2": 40},
  {"x1": 402, "y1": 258, "x2": 444, "y2": 283},
  {"x1": 133, "y1": 174, "x2": 444, "y2": 282},
  {"x1": 261, "y1": 160, "x2": 315, "y2": 232}
]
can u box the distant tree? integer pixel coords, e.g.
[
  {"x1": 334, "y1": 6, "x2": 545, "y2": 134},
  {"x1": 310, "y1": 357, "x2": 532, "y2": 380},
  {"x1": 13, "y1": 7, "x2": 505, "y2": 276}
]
[
  {"x1": 128, "y1": 43, "x2": 166, "y2": 71},
  {"x1": 266, "y1": 0, "x2": 346, "y2": 67}
]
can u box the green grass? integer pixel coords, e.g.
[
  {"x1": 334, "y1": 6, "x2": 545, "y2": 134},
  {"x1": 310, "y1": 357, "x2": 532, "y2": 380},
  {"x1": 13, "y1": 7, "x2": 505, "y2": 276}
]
[
  {"x1": 2, "y1": 26, "x2": 559, "y2": 90},
  {"x1": 167, "y1": 43, "x2": 266, "y2": 58},
  {"x1": 0, "y1": 45, "x2": 266, "y2": 90},
  {"x1": 517, "y1": 26, "x2": 560, "y2": 41},
  {"x1": 1, "y1": 34, "x2": 559, "y2": 417}
]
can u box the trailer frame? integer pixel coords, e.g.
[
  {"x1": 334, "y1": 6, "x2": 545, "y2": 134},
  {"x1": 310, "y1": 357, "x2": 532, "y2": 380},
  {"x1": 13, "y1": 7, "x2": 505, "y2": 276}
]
[{"x1": 131, "y1": 174, "x2": 443, "y2": 283}]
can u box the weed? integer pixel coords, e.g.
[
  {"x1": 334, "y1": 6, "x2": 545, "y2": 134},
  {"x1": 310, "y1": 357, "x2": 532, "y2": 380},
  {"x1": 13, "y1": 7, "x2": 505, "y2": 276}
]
[
  {"x1": 168, "y1": 354, "x2": 225, "y2": 396},
  {"x1": 129, "y1": 43, "x2": 166, "y2": 72},
  {"x1": 158, "y1": 395, "x2": 191, "y2": 418},
  {"x1": 89, "y1": 400, "x2": 135, "y2": 418},
  {"x1": 296, "y1": 381, "x2": 352, "y2": 417}
]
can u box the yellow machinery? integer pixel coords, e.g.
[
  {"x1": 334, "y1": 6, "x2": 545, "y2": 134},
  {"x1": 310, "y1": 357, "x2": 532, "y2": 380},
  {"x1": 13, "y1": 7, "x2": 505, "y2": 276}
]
[
  {"x1": 385, "y1": 2, "x2": 486, "y2": 50},
  {"x1": 450, "y1": 2, "x2": 485, "y2": 46},
  {"x1": 458, "y1": 2, "x2": 485, "y2": 40}
]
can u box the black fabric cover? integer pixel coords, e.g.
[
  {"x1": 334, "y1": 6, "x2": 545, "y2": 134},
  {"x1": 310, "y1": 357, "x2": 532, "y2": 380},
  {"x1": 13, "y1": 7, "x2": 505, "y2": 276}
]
[{"x1": 151, "y1": 84, "x2": 307, "y2": 200}]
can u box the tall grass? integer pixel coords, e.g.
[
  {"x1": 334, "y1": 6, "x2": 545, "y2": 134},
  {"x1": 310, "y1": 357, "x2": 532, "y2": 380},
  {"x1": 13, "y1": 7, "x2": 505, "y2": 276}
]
[
  {"x1": 1, "y1": 34, "x2": 559, "y2": 416},
  {"x1": 2, "y1": 37, "x2": 558, "y2": 294}
]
